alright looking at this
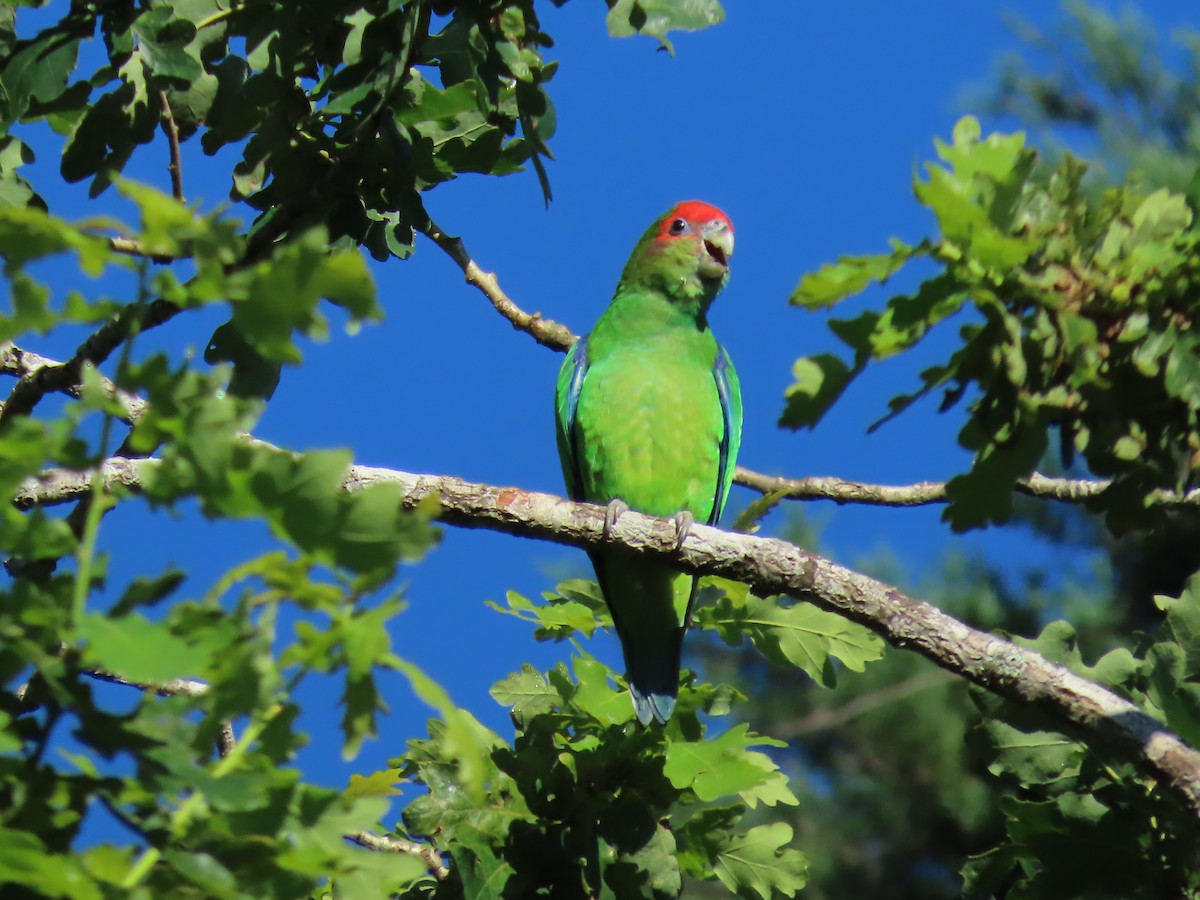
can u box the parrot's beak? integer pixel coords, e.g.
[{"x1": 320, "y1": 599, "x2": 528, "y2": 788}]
[{"x1": 699, "y1": 220, "x2": 734, "y2": 279}]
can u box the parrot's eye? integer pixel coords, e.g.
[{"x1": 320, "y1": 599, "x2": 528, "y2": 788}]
[{"x1": 668, "y1": 218, "x2": 690, "y2": 236}]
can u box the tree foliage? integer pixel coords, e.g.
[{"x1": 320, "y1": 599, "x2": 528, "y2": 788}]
[
  {"x1": 982, "y1": 1, "x2": 1200, "y2": 192},
  {"x1": 2, "y1": 1, "x2": 1200, "y2": 899},
  {"x1": 788, "y1": 115, "x2": 1200, "y2": 533},
  {"x1": 0, "y1": 0, "x2": 821, "y2": 897},
  {"x1": 749, "y1": 6, "x2": 1200, "y2": 897}
]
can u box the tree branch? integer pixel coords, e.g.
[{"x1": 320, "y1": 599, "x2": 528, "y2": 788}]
[
  {"x1": 0, "y1": 301, "x2": 179, "y2": 425},
  {"x1": 0, "y1": 343, "x2": 148, "y2": 424},
  {"x1": 158, "y1": 90, "x2": 185, "y2": 203},
  {"x1": 16, "y1": 457, "x2": 1200, "y2": 818},
  {"x1": 347, "y1": 832, "x2": 449, "y2": 879},
  {"x1": 734, "y1": 465, "x2": 1200, "y2": 509},
  {"x1": 13, "y1": 342, "x2": 1198, "y2": 513},
  {"x1": 12, "y1": 457, "x2": 149, "y2": 509},
  {"x1": 421, "y1": 219, "x2": 577, "y2": 352}
]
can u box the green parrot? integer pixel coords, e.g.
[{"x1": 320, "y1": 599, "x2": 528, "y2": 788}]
[{"x1": 555, "y1": 200, "x2": 742, "y2": 725}]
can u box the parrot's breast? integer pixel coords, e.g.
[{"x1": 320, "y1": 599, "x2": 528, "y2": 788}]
[{"x1": 575, "y1": 334, "x2": 723, "y2": 521}]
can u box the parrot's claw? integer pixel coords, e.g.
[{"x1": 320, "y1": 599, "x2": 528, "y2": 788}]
[
  {"x1": 604, "y1": 499, "x2": 630, "y2": 539},
  {"x1": 671, "y1": 511, "x2": 695, "y2": 551}
]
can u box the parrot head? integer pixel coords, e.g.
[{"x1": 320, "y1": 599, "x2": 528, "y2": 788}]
[{"x1": 617, "y1": 200, "x2": 735, "y2": 313}]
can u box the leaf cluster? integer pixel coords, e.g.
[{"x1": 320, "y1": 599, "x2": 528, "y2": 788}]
[
  {"x1": 0, "y1": 2, "x2": 834, "y2": 897},
  {"x1": 964, "y1": 576, "x2": 1200, "y2": 898},
  {"x1": 787, "y1": 116, "x2": 1200, "y2": 532},
  {"x1": 389, "y1": 578, "x2": 810, "y2": 899},
  {"x1": 0, "y1": 168, "x2": 442, "y2": 896}
]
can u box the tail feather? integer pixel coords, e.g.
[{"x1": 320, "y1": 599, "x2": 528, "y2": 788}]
[
  {"x1": 626, "y1": 642, "x2": 682, "y2": 726},
  {"x1": 591, "y1": 551, "x2": 695, "y2": 725}
]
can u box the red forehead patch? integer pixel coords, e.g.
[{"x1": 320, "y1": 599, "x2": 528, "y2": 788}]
[{"x1": 656, "y1": 200, "x2": 733, "y2": 237}]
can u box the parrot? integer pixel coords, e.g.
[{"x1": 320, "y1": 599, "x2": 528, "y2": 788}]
[{"x1": 554, "y1": 200, "x2": 742, "y2": 726}]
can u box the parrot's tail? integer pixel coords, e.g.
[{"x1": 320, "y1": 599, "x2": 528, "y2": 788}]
[
  {"x1": 592, "y1": 552, "x2": 697, "y2": 727},
  {"x1": 626, "y1": 647, "x2": 681, "y2": 726}
]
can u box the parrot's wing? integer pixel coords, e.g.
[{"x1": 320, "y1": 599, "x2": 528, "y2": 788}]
[
  {"x1": 554, "y1": 336, "x2": 589, "y2": 502},
  {"x1": 709, "y1": 343, "x2": 743, "y2": 526},
  {"x1": 553, "y1": 337, "x2": 628, "y2": 667},
  {"x1": 681, "y1": 344, "x2": 742, "y2": 634}
]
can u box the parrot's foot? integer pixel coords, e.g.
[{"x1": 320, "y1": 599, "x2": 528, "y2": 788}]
[
  {"x1": 671, "y1": 511, "x2": 695, "y2": 551},
  {"x1": 604, "y1": 499, "x2": 630, "y2": 539}
]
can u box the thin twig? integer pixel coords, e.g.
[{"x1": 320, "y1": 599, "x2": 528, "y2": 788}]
[
  {"x1": 158, "y1": 90, "x2": 185, "y2": 203},
  {"x1": 16, "y1": 454, "x2": 1200, "y2": 818},
  {"x1": 217, "y1": 721, "x2": 237, "y2": 757},
  {"x1": 86, "y1": 667, "x2": 209, "y2": 698},
  {"x1": 108, "y1": 236, "x2": 180, "y2": 263},
  {"x1": 347, "y1": 832, "x2": 450, "y2": 879},
  {"x1": 422, "y1": 219, "x2": 577, "y2": 352},
  {"x1": 775, "y1": 669, "x2": 955, "y2": 738}
]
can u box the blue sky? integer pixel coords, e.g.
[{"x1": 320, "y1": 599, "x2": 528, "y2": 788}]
[{"x1": 12, "y1": 1, "x2": 1193, "y2": 800}]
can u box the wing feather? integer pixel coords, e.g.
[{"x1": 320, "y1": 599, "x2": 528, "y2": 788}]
[
  {"x1": 709, "y1": 343, "x2": 743, "y2": 525},
  {"x1": 554, "y1": 337, "x2": 589, "y2": 502}
]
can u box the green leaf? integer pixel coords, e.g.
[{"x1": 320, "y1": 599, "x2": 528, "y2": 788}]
[
  {"x1": 61, "y1": 54, "x2": 159, "y2": 193},
  {"x1": 601, "y1": 823, "x2": 680, "y2": 898},
  {"x1": 116, "y1": 178, "x2": 240, "y2": 262},
  {"x1": 487, "y1": 580, "x2": 611, "y2": 639},
  {"x1": 0, "y1": 827, "x2": 102, "y2": 900},
  {"x1": 730, "y1": 490, "x2": 787, "y2": 534},
  {"x1": 1157, "y1": 573, "x2": 1200, "y2": 679},
  {"x1": 490, "y1": 663, "x2": 561, "y2": 723},
  {"x1": 1128, "y1": 187, "x2": 1192, "y2": 241},
  {"x1": 0, "y1": 204, "x2": 107, "y2": 270},
  {"x1": 943, "y1": 419, "x2": 1048, "y2": 531},
  {"x1": 337, "y1": 601, "x2": 402, "y2": 758},
  {"x1": 344, "y1": 769, "x2": 404, "y2": 801},
  {"x1": 712, "y1": 823, "x2": 808, "y2": 900},
  {"x1": 779, "y1": 354, "x2": 855, "y2": 429},
  {"x1": 453, "y1": 843, "x2": 514, "y2": 900},
  {"x1": 663, "y1": 724, "x2": 798, "y2": 808},
  {"x1": 790, "y1": 242, "x2": 920, "y2": 308},
  {"x1": 133, "y1": 7, "x2": 203, "y2": 82},
  {"x1": 960, "y1": 844, "x2": 1020, "y2": 899},
  {"x1": 701, "y1": 593, "x2": 884, "y2": 686},
  {"x1": 163, "y1": 850, "x2": 238, "y2": 898},
  {"x1": 396, "y1": 659, "x2": 500, "y2": 802},
  {"x1": 209, "y1": 446, "x2": 437, "y2": 575},
  {"x1": 980, "y1": 720, "x2": 1082, "y2": 786},
  {"x1": 228, "y1": 231, "x2": 381, "y2": 364},
  {"x1": 78, "y1": 611, "x2": 210, "y2": 684},
  {"x1": 572, "y1": 654, "x2": 636, "y2": 725},
  {"x1": 0, "y1": 136, "x2": 39, "y2": 209},
  {"x1": 605, "y1": 0, "x2": 726, "y2": 53},
  {"x1": 110, "y1": 569, "x2": 186, "y2": 616},
  {"x1": 204, "y1": 320, "x2": 282, "y2": 400},
  {"x1": 0, "y1": 27, "x2": 83, "y2": 122}
]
